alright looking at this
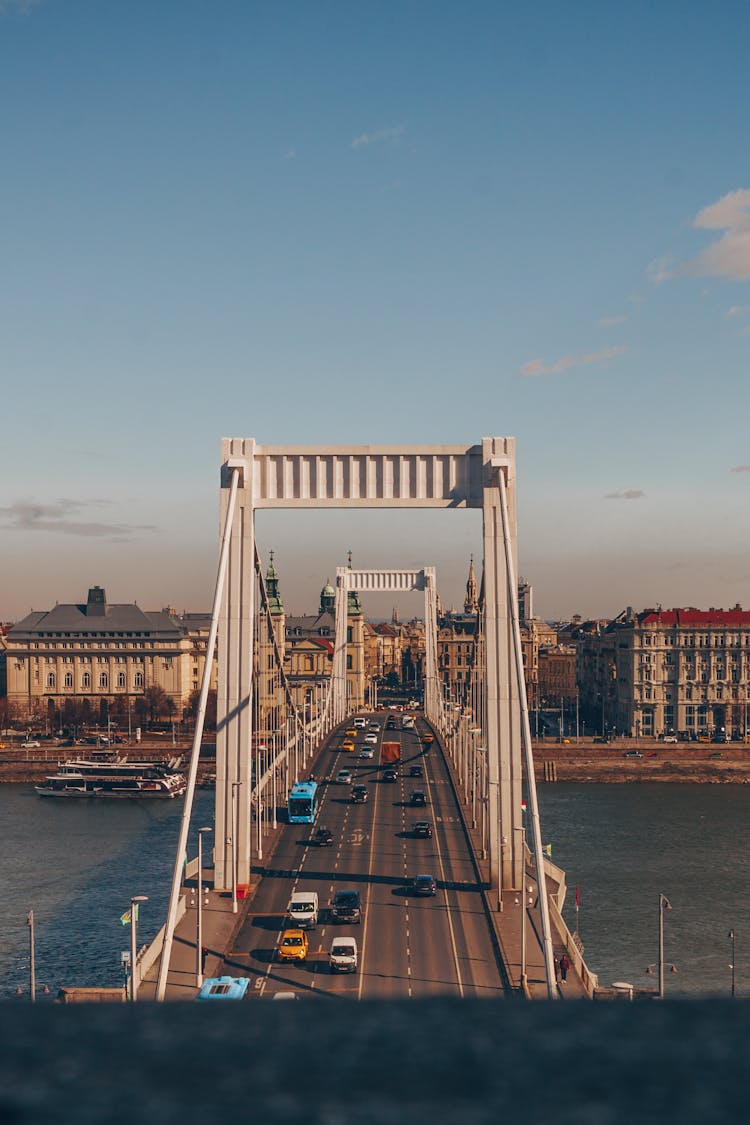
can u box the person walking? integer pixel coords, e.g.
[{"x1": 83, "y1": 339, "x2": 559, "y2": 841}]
[{"x1": 559, "y1": 953, "x2": 571, "y2": 983}]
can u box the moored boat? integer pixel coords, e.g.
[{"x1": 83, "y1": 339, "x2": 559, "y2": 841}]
[{"x1": 35, "y1": 753, "x2": 186, "y2": 799}]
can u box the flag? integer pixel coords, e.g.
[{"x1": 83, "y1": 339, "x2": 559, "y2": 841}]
[
  {"x1": 543, "y1": 843, "x2": 552, "y2": 857},
  {"x1": 521, "y1": 800, "x2": 527, "y2": 813},
  {"x1": 120, "y1": 904, "x2": 139, "y2": 926},
  {"x1": 575, "y1": 885, "x2": 581, "y2": 909}
]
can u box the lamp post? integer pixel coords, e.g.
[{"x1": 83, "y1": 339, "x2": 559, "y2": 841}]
[
  {"x1": 27, "y1": 910, "x2": 35, "y2": 1004},
  {"x1": 196, "y1": 827, "x2": 212, "y2": 987},
  {"x1": 231, "y1": 782, "x2": 240, "y2": 914},
  {"x1": 658, "y1": 893, "x2": 671, "y2": 999},
  {"x1": 729, "y1": 929, "x2": 736, "y2": 998},
  {"x1": 129, "y1": 895, "x2": 148, "y2": 1002}
]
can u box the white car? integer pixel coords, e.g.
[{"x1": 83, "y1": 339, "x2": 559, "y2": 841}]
[
  {"x1": 336, "y1": 769, "x2": 353, "y2": 785},
  {"x1": 353, "y1": 718, "x2": 367, "y2": 729},
  {"x1": 364, "y1": 733, "x2": 378, "y2": 745},
  {"x1": 359, "y1": 746, "x2": 374, "y2": 759},
  {"x1": 21, "y1": 740, "x2": 41, "y2": 749}
]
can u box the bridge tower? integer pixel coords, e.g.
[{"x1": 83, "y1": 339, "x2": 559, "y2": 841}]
[{"x1": 213, "y1": 437, "x2": 530, "y2": 897}]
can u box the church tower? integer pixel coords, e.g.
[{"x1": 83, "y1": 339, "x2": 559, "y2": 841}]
[{"x1": 464, "y1": 555, "x2": 479, "y2": 615}]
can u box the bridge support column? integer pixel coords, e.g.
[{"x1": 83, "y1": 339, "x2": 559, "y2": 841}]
[
  {"x1": 482, "y1": 438, "x2": 523, "y2": 898},
  {"x1": 215, "y1": 438, "x2": 255, "y2": 891}
]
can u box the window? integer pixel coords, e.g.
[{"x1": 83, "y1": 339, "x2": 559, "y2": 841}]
[
  {"x1": 99, "y1": 673, "x2": 108, "y2": 689},
  {"x1": 82, "y1": 672, "x2": 91, "y2": 689},
  {"x1": 117, "y1": 673, "x2": 126, "y2": 688},
  {"x1": 134, "y1": 672, "x2": 144, "y2": 688},
  {"x1": 64, "y1": 672, "x2": 73, "y2": 689},
  {"x1": 47, "y1": 672, "x2": 56, "y2": 688}
]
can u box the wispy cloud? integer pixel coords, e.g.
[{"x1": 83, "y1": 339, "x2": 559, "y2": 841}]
[
  {"x1": 605, "y1": 490, "x2": 645, "y2": 500},
  {"x1": 283, "y1": 148, "x2": 296, "y2": 160},
  {"x1": 653, "y1": 189, "x2": 750, "y2": 284},
  {"x1": 0, "y1": 498, "x2": 158, "y2": 540},
  {"x1": 520, "y1": 344, "x2": 628, "y2": 377},
  {"x1": 730, "y1": 465, "x2": 750, "y2": 473},
  {"x1": 725, "y1": 304, "x2": 750, "y2": 318},
  {"x1": 351, "y1": 124, "x2": 406, "y2": 150},
  {"x1": 599, "y1": 314, "x2": 627, "y2": 326}
]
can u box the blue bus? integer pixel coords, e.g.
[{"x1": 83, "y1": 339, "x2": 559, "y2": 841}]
[
  {"x1": 195, "y1": 976, "x2": 250, "y2": 1001},
  {"x1": 288, "y1": 780, "x2": 319, "y2": 824}
]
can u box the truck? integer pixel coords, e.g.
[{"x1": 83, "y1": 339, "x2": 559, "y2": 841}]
[
  {"x1": 380, "y1": 741, "x2": 401, "y2": 764},
  {"x1": 329, "y1": 936, "x2": 358, "y2": 974}
]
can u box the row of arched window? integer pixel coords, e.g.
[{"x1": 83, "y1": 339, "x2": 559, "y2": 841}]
[{"x1": 46, "y1": 671, "x2": 145, "y2": 690}]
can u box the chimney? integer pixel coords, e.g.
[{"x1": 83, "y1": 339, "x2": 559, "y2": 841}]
[{"x1": 86, "y1": 586, "x2": 107, "y2": 617}]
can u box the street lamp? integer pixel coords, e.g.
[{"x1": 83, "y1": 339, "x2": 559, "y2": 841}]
[
  {"x1": 645, "y1": 894, "x2": 674, "y2": 998},
  {"x1": 196, "y1": 827, "x2": 212, "y2": 987},
  {"x1": 231, "y1": 781, "x2": 241, "y2": 914},
  {"x1": 729, "y1": 929, "x2": 736, "y2": 998},
  {"x1": 27, "y1": 910, "x2": 35, "y2": 1004},
  {"x1": 129, "y1": 895, "x2": 148, "y2": 1002}
]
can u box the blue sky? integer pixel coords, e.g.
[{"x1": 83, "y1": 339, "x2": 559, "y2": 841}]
[{"x1": 2, "y1": 0, "x2": 750, "y2": 622}]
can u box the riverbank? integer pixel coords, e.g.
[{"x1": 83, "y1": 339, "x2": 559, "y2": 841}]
[{"x1": 532, "y1": 738, "x2": 750, "y2": 783}]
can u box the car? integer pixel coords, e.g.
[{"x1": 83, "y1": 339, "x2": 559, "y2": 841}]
[
  {"x1": 272, "y1": 991, "x2": 299, "y2": 1000},
  {"x1": 422, "y1": 732, "x2": 434, "y2": 745},
  {"x1": 382, "y1": 768, "x2": 398, "y2": 783},
  {"x1": 20, "y1": 740, "x2": 41, "y2": 749},
  {"x1": 413, "y1": 821, "x2": 433, "y2": 838},
  {"x1": 593, "y1": 735, "x2": 611, "y2": 744},
  {"x1": 330, "y1": 889, "x2": 361, "y2": 924},
  {"x1": 385, "y1": 719, "x2": 397, "y2": 730},
  {"x1": 336, "y1": 769, "x2": 353, "y2": 785},
  {"x1": 313, "y1": 826, "x2": 334, "y2": 846},
  {"x1": 277, "y1": 929, "x2": 309, "y2": 962},
  {"x1": 359, "y1": 746, "x2": 374, "y2": 759},
  {"x1": 709, "y1": 752, "x2": 723, "y2": 760},
  {"x1": 368, "y1": 724, "x2": 380, "y2": 733},
  {"x1": 624, "y1": 750, "x2": 642, "y2": 759},
  {"x1": 661, "y1": 735, "x2": 678, "y2": 744},
  {"x1": 353, "y1": 718, "x2": 367, "y2": 729},
  {"x1": 364, "y1": 734, "x2": 378, "y2": 745},
  {"x1": 345, "y1": 728, "x2": 358, "y2": 738},
  {"x1": 409, "y1": 765, "x2": 423, "y2": 778},
  {"x1": 410, "y1": 790, "x2": 427, "y2": 807},
  {"x1": 351, "y1": 784, "x2": 368, "y2": 804},
  {"x1": 412, "y1": 874, "x2": 437, "y2": 897},
  {"x1": 196, "y1": 975, "x2": 250, "y2": 1001},
  {"x1": 342, "y1": 740, "x2": 355, "y2": 754},
  {"x1": 329, "y1": 936, "x2": 358, "y2": 973}
]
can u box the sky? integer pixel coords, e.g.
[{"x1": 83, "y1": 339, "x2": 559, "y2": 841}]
[{"x1": 2, "y1": 0, "x2": 750, "y2": 623}]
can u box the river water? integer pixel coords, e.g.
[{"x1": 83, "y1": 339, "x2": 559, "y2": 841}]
[{"x1": 1, "y1": 783, "x2": 747, "y2": 998}]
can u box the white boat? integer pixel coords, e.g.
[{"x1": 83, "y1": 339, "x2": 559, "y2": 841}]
[{"x1": 35, "y1": 753, "x2": 186, "y2": 799}]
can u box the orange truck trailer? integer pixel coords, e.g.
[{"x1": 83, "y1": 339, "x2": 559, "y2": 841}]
[{"x1": 380, "y1": 741, "x2": 401, "y2": 764}]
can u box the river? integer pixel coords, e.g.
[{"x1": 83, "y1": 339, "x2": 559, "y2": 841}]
[{"x1": 1, "y1": 783, "x2": 747, "y2": 998}]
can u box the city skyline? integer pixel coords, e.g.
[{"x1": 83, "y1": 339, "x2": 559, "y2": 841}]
[{"x1": 2, "y1": 2, "x2": 749, "y2": 622}]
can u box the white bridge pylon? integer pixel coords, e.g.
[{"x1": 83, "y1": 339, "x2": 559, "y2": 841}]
[
  {"x1": 332, "y1": 567, "x2": 440, "y2": 725},
  {"x1": 201, "y1": 437, "x2": 556, "y2": 995}
]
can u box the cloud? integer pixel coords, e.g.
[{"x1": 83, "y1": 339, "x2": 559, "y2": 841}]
[
  {"x1": 520, "y1": 344, "x2": 628, "y2": 377},
  {"x1": 647, "y1": 255, "x2": 676, "y2": 284},
  {"x1": 730, "y1": 465, "x2": 750, "y2": 473},
  {"x1": 684, "y1": 189, "x2": 750, "y2": 281},
  {"x1": 598, "y1": 314, "x2": 627, "y2": 326},
  {"x1": 351, "y1": 124, "x2": 406, "y2": 150},
  {"x1": 283, "y1": 148, "x2": 296, "y2": 160},
  {"x1": 604, "y1": 490, "x2": 645, "y2": 500},
  {"x1": 0, "y1": 498, "x2": 158, "y2": 540},
  {"x1": 725, "y1": 304, "x2": 750, "y2": 318}
]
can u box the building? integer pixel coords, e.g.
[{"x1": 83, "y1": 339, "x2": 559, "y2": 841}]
[
  {"x1": 4, "y1": 586, "x2": 216, "y2": 725},
  {"x1": 578, "y1": 605, "x2": 750, "y2": 738}
]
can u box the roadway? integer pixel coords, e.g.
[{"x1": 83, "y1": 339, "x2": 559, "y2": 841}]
[{"x1": 220, "y1": 714, "x2": 508, "y2": 1000}]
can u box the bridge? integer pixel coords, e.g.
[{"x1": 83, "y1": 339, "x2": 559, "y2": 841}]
[{"x1": 150, "y1": 439, "x2": 595, "y2": 1001}]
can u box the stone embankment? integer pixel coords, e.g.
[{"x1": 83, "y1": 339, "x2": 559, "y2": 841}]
[{"x1": 532, "y1": 738, "x2": 750, "y2": 783}]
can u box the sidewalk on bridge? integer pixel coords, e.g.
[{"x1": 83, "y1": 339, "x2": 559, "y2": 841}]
[{"x1": 139, "y1": 819, "x2": 289, "y2": 1001}]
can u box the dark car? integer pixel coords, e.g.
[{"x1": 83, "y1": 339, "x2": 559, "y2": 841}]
[
  {"x1": 382, "y1": 768, "x2": 398, "y2": 783},
  {"x1": 413, "y1": 821, "x2": 433, "y2": 838},
  {"x1": 331, "y1": 889, "x2": 361, "y2": 924},
  {"x1": 313, "y1": 826, "x2": 334, "y2": 846},
  {"x1": 413, "y1": 874, "x2": 436, "y2": 897},
  {"x1": 351, "y1": 784, "x2": 368, "y2": 804},
  {"x1": 409, "y1": 765, "x2": 423, "y2": 778},
  {"x1": 410, "y1": 790, "x2": 427, "y2": 807},
  {"x1": 593, "y1": 735, "x2": 611, "y2": 744}
]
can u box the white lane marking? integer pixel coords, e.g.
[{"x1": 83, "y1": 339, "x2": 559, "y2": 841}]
[
  {"x1": 357, "y1": 754, "x2": 382, "y2": 1003},
  {"x1": 424, "y1": 755, "x2": 465, "y2": 999}
]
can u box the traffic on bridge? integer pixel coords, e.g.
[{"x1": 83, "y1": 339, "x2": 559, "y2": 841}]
[{"x1": 219, "y1": 714, "x2": 507, "y2": 999}]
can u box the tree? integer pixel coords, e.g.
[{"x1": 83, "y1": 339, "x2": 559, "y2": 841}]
[{"x1": 142, "y1": 685, "x2": 170, "y2": 724}]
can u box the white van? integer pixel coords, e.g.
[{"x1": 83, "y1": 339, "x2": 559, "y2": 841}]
[
  {"x1": 353, "y1": 717, "x2": 367, "y2": 728},
  {"x1": 329, "y1": 936, "x2": 358, "y2": 973},
  {"x1": 287, "y1": 890, "x2": 319, "y2": 930}
]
